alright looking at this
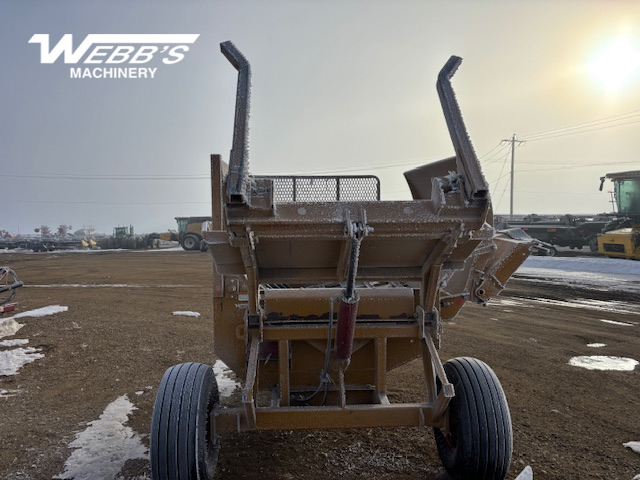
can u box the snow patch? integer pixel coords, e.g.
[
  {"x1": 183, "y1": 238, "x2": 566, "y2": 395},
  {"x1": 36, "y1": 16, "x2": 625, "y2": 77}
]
[
  {"x1": 0, "y1": 318, "x2": 24, "y2": 339},
  {"x1": 492, "y1": 298, "x2": 523, "y2": 307},
  {"x1": 56, "y1": 395, "x2": 147, "y2": 480},
  {"x1": 12, "y1": 305, "x2": 68, "y2": 318},
  {"x1": 0, "y1": 388, "x2": 21, "y2": 397},
  {"x1": 517, "y1": 256, "x2": 640, "y2": 294},
  {"x1": 1, "y1": 305, "x2": 69, "y2": 340},
  {"x1": 0, "y1": 306, "x2": 68, "y2": 374},
  {"x1": 213, "y1": 360, "x2": 240, "y2": 398},
  {"x1": 624, "y1": 441, "x2": 640, "y2": 454},
  {"x1": 514, "y1": 465, "x2": 533, "y2": 480},
  {"x1": 568, "y1": 355, "x2": 638, "y2": 371},
  {"x1": 0, "y1": 347, "x2": 45, "y2": 375},
  {"x1": 526, "y1": 297, "x2": 638, "y2": 315},
  {"x1": 172, "y1": 311, "x2": 201, "y2": 318},
  {"x1": 600, "y1": 319, "x2": 635, "y2": 326},
  {"x1": 586, "y1": 343, "x2": 606, "y2": 348},
  {"x1": 0, "y1": 338, "x2": 29, "y2": 347}
]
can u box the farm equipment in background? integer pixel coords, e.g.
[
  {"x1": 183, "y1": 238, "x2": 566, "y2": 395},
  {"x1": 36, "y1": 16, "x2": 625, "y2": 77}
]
[
  {"x1": 598, "y1": 170, "x2": 640, "y2": 260},
  {"x1": 159, "y1": 216, "x2": 212, "y2": 251},
  {"x1": 0, "y1": 267, "x2": 22, "y2": 312},
  {"x1": 97, "y1": 225, "x2": 148, "y2": 250},
  {"x1": 495, "y1": 214, "x2": 607, "y2": 255},
  {"x1": 149, "y1": 42, "x2": 537, "y2": 480}
]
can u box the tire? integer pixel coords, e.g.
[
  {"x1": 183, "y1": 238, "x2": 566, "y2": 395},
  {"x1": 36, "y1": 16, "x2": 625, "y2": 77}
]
[
  {"x1": 547, "y1": 247, "x2": 556, "y2": 257},
  {"x1": 182, "y1": 234, "x2": 199, "y2": 251},
  {"x1": 588, "y1": 237, "x2": 599, "y2": 253},
  {"x1": 150, "y1": 362, "x2": 220, "y2": 480},
  {"x1": 434, "y1": 357, "x2": 512, "y2": 480}
]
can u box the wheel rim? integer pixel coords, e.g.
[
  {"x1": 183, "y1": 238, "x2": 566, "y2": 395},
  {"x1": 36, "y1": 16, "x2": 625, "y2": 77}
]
[
  {"x1": 442, "y1": 408, "x2": 460, "y2": 453},
  {"x1": 184, "y1": 237, "x2": 196, "y2": 249}
]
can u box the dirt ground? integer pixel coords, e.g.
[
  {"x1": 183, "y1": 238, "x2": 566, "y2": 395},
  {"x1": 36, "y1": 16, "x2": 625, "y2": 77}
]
[{"x1": 0, "y1": 250, "x2": 638, "y2": 480}]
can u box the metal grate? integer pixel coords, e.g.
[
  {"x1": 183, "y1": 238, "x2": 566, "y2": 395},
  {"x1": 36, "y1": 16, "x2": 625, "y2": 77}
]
[{"x1": 256, "y1": 175, "x2": 380, "y2": 202}]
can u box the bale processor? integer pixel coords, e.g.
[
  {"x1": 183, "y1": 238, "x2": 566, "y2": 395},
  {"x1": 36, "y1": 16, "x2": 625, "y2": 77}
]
[{"x1": 150, "y1": 42, "x2": 536, "y2": 480}]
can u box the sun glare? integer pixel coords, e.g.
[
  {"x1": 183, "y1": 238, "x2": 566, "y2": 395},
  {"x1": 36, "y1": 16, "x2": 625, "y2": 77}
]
[{"x1": 587, "y1": 35, "x2": 640, "y2": 92}]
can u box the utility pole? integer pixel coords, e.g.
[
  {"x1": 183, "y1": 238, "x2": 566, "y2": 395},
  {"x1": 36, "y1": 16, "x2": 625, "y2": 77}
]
[{"x1": 501, "y1": 134, "x2": 525, "y2": 220}]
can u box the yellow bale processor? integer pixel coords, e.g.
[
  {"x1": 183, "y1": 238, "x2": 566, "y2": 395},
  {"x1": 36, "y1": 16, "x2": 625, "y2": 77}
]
[{"x1": 149, "y1": 42, "x2": 538, "y2": 480}]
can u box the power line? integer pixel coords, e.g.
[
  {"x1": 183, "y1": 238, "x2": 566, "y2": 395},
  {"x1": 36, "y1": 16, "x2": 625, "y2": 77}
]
[
  {"x1": 515, "y1": 159, "x2": 637, "y2": 166},
  {"x1": 521, "y1": 109, "x2": 640, "y2": 139},
  {"x1": 481, "y1": 143, "x2": 513, "y2": 166},
  {"x1": 522, "y1": 117, "x2": 640, "y2": 142},
  {"x1": 490, "y1": 149, "x2": 511, "y2": 198}
]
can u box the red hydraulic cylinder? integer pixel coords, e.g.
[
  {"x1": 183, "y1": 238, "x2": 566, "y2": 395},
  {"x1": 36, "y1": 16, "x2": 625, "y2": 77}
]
[{"x1": 335, "y1": 295, "x2": 359, "y2": 361}]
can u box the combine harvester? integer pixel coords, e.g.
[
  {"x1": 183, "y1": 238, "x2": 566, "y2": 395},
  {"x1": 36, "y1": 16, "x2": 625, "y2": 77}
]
[
  {"x1": 598, "y1": 170, "x2": 640, "y2": 260},
  {"x1": 159, "y1": 216, "x2": 212, "y2": 251},
  {"x1": 150, "y1": 43, "x2": 537, "y2": 480}
]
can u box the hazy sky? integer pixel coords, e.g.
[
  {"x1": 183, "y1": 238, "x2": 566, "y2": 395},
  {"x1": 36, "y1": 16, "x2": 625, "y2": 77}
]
[{"x1": 2, "y1": 1, "x2": 639, "y2": 234}]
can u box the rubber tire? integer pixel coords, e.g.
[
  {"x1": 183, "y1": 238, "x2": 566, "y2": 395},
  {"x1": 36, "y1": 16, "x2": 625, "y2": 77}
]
[
  {"x1": 434, "y1": 357, "x2": 512, "y2": 480},
  {"x1": 182, "y1": 234, "x2": 199, "y2": 251},
  {"x1": 150, "y1": 362, "x2": 220, "y2": 480},
  {"x1": 547, "y1": 247, "x2": 556, "y2": 257}
]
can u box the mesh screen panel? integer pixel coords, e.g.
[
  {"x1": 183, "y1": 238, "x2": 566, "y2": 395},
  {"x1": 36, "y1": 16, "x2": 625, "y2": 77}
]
[{"x1": 256, "y1": 176, "x2": 380, "y2": 202}]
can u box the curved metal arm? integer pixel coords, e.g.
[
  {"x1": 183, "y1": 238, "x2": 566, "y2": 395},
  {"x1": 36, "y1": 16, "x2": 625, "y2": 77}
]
[
  {"x1": 221, "y1": 41, "x2": 251, "y2": 204},
  {"x1": 437, "y1": 56, "x2": 489, "y2": 201}
]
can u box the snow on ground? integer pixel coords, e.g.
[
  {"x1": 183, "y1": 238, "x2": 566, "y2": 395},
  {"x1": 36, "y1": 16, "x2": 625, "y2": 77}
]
[
  {"x1": 214, "y1": 359, "x2": 241, "y2": 397},
  {"x1": 507, "y1": 257, "x2": 639, "y2": 373},
  {"x1": 172, "y1": 311, "x2": 201, "y2": 318},
  {"x1": 569, "y1": 355, "x2": 638, "y2": 371},
  {"x1": 512, "y1": 256, "x2": 639, "y2": 314},
  {"x1": 0, "y1": 338, "x2": 29, "y2": 347},
  {"x1": 492, "y1": 295, "x2": 638, "y2": 316},
  {"x1": 13, "y1": 305, "x2": 68, "y2": 318},
  {"x1": 0, "y1": 305, "x2": 69, "y2": 340},
  {"x1": 144, "y1": 245, "x2": 184, "y2": 252},
  {"x1": 0, "y1": 346, "x2": 45, "y2": 376},
  {"x1": 55, "y1": 395, "x2": 147, "y2": 480},
  {"x1": 516, "y1": 256, "x2": 640, "y2": 293},
  {"x1": 54, "y1": 362, "x2": 237, "y2": 479},
  {"x1": 0, "y1": 305, "x2": 68, "y2": 375},
  {"x1": 514, "y1": 466, "x2": 533, "y2": 480},
  {"x1": 0, "y1": 318, "x2": 23, "y2": 339},
  {"x1": 624, "y1": 441, "x2": 640, "y2": 454}
]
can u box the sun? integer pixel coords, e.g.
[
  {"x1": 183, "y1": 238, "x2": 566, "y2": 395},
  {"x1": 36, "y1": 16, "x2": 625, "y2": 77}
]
[{"x1": 586, "y1": 34, "x2": 640, "y2": 92}]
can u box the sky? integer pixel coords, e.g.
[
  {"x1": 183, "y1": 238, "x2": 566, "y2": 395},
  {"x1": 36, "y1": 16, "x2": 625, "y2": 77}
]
[{"x1": 1, "y1": 0, "x2": 640, "y2": 234}]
